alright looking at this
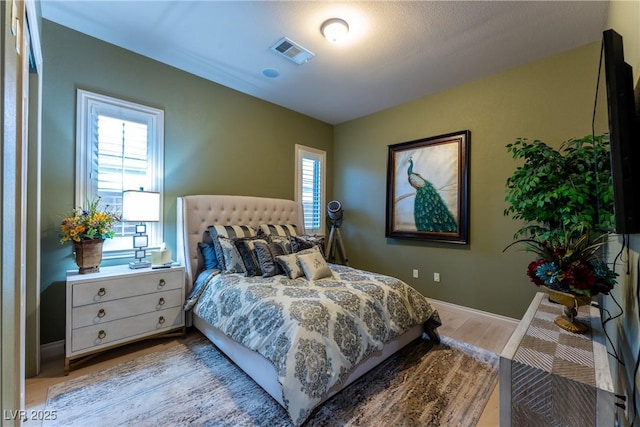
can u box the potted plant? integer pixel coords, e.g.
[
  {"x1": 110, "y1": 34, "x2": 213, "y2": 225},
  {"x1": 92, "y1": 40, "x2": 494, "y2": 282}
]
[
  {"x1": 503, "y1": 135, "x2": 617, "y2": 332},
  {"x1": 60, "y1": 197, "x2": 120, "y2": 274}
]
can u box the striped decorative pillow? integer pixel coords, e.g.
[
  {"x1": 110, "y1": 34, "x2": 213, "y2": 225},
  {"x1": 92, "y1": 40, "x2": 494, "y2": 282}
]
[
  {"x1": 259, "y1": 224, "x2": 298, "y2": 238},
  {"x1": 208, "y1": 225, "x2": 257, "y2": 239},
  {"x1": 207, "y1": 225, "x2": 257, "y2": 273}
]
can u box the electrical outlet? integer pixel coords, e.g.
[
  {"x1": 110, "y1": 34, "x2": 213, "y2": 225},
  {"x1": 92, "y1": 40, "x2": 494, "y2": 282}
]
[
  {"x1": 434, "y1": 272, "x2": 441, "y2": 282},
  {"x1": 412, "y1": 269, "x2": 419, "y2": 278}
]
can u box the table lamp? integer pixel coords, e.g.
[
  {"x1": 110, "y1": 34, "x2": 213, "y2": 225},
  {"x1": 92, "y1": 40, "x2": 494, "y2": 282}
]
[{"x1": 122, "y1": 189, "x2": 160, "y2": 269}]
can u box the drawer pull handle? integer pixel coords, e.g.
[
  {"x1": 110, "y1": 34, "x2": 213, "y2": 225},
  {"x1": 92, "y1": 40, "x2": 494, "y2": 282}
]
[
  {"x1": 97, "y1": 287, "x2": 106, "y2": 297},
  {"x1": 97, "y1": 309, "x2": 106, "y2": 318},
  {"x1": 158, "y1": 279, "x2": 166, "y2": 287},
  {"x1": 98, "y1": 330, "x2": 106, "y2": 339},
  {"x1": 158, "y1": 297, "x2": 165, "y2": 306},
  {"x1": 158, "y1": 316, "x2": 165, "y2": 325}
]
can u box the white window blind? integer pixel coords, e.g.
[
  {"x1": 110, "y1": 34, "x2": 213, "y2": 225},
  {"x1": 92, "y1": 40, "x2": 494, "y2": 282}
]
[
  {"x1": 76, "y1": 90, "x2": 164, "y2": 257},
  {"x1": 295, "y1": 145, "x2": 326, "y2": 235}
]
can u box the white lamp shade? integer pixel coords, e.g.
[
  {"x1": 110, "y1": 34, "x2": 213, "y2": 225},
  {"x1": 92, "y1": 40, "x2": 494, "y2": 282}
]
[
  {"x1": 122, "y1": 190, "x2": 160, "y2": 222},
  {"x1": 321, "y1": 18, "x2": 349, "y2": 43}
]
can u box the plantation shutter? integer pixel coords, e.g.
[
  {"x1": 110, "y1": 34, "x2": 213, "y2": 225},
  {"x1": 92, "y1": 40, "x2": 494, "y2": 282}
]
[
  {"x1": 92, "y1": 114, "x2": 149, "y2": 208},
  {"x1": 301, "y1": 156, "x2": 321, "y2": 233},
  {"x1": 295, "y1": 145, "x2": 326, "y2": 235}
]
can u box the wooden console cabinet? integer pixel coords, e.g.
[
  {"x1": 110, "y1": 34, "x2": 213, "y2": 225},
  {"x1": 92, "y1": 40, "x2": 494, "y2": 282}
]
[{"x1": 500, "y1": 292, "x2": 614, "y2": 426}]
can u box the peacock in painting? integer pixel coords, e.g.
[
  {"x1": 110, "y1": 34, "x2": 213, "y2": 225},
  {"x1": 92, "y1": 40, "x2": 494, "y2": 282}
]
[{"x1": 407, "y1": 157, "x2": 457, "y2": 232}]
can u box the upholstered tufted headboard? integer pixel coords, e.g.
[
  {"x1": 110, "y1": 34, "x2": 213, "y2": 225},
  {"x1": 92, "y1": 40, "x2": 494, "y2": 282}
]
[{"x1": 176, "y1": 195, "x2": 305, "y2": 292}]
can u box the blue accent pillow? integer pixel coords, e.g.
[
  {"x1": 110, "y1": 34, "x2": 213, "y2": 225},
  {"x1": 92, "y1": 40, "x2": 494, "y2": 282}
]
[{"x1": 198, "y1": 242, "x2": 218, "y2": 270}]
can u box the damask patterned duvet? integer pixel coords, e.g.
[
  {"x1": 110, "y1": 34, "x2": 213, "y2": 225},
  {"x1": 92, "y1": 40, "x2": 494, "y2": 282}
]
[{"x1": 191, "y1": 264, "x2": 441, "y2": 426}]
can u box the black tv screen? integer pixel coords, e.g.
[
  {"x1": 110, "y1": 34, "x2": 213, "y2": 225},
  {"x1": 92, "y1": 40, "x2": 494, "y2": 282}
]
[{"x1": 602, "y1": 29, "x2": 640, "y2": 234}]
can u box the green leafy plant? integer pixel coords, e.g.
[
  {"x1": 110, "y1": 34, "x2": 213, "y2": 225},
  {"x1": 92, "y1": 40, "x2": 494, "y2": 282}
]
[
  {"x1": 503, "y1": 134, "x2": 616, "y2": 297},
  {"x1": 504, "y1": 135, "x2": 614, "y2": 240}
]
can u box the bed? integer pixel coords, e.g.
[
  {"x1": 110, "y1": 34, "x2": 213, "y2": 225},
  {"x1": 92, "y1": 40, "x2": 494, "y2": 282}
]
[{"x1": 176, "y1": 195, "x2": 441, "y2": 425}]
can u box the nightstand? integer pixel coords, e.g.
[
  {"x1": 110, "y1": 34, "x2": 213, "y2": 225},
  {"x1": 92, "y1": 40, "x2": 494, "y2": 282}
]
[{"x1": 65, "y1": 264, "x2": 186, "y2": 374}]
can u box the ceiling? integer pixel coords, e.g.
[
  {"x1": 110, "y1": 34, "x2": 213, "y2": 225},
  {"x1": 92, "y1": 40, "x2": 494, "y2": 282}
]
[{"x1": 40, "y1": 1, "x2": 609, "y2": 125}]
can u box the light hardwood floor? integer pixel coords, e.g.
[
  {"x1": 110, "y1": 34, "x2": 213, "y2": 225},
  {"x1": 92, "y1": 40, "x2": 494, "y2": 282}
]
[
  {"x1": 431, "y1": 300, "x2": 519, "y2": 427},
  {"x1": 25, "y1": 299, "x2": 519, "y2": 426}
]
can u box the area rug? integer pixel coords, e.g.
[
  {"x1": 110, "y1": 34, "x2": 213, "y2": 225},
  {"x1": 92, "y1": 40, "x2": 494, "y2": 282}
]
[{"x1": 44, "y1": 334, "x2": 498, "y2": 427}]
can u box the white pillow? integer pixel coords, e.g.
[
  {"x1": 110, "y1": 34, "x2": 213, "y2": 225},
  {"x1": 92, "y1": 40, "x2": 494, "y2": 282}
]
[{"x1": 297, "y1": 250, "x2": 333, "y2": 280}]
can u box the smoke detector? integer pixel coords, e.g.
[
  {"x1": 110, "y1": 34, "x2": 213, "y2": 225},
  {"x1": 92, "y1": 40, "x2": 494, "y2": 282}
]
[{"x1": 270, "y1": 37, "x2": 315, "y2": 65}]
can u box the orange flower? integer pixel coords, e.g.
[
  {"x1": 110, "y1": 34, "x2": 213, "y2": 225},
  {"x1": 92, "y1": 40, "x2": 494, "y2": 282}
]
[{"x1": 59, "y1": 197, "x2": 120, "y2": 244}]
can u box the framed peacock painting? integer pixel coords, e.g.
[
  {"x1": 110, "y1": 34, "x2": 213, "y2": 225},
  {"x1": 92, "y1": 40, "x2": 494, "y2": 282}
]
[{"x1": 385, "y1": 130, "x2": 470, "y2": 244}]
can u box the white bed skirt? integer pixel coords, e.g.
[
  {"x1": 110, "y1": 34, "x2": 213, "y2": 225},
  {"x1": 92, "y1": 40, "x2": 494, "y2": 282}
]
[{"x1": 193, "y1": 313, "x2": 425, "y2": 408}]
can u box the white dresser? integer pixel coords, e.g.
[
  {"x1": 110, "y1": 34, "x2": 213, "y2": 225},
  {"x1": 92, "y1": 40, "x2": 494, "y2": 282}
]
[{"x1": 65, "y1": 264, "x2": 185, "y2": 374}]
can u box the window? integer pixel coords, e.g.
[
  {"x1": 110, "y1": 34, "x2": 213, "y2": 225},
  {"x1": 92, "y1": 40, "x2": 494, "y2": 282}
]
[
  {"x1": 76, "y1": 90, "x2": 164, "y2": 257},
  {"x1": 295, "y1": 144, "x2": 326, "y2": 235}
]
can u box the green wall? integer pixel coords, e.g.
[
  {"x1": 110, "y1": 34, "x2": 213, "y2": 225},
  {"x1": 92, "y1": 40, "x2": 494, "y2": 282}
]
[
  {"x1": 333, "y1": 42, "x2": 606, "y2": 319},
  {"x1": 39, "y1": 20, "x2": 333, "y2": 344}
]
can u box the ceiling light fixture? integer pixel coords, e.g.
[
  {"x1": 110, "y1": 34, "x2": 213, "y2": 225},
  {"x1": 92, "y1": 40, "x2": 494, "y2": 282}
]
[{"x1": 321, "y1": 18, "x2": 349, "y2": 43}]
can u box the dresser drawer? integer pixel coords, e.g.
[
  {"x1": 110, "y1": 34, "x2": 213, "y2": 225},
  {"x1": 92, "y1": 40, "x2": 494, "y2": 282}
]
[
  {"x1": 71, "y1": 269, "x2": 183, "y2": 307},
  {"x1": 71, "y1": 306, "x2": 183, "y2": 353},
  {"x1": 71, "y1": 288, "x2": 182, "y2": 329}
]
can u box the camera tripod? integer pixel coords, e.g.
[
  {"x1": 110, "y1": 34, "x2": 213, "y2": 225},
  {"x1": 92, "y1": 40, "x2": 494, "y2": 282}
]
[{"x1": 326, "y1": 220, "x2": 349, "y2": 266}]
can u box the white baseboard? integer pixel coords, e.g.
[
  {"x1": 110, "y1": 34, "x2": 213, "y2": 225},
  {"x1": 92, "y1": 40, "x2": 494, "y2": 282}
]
[
  {"x1": 40, "y1": 340, "x2": 64, "y2": 363},
  {"x1": 428, "y1": 297, "x2": 520, "y2": 325}
]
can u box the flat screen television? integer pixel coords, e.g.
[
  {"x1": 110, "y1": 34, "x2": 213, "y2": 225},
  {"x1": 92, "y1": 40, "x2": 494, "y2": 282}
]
[{"x1": 602, "y1": 29, "x2": 640, "y2": 234}]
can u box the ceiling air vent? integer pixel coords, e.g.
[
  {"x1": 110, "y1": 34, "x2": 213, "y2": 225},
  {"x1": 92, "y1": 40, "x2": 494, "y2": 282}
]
[{"x1": 270, "y1": 37, "x2": 315, "y2": 65}]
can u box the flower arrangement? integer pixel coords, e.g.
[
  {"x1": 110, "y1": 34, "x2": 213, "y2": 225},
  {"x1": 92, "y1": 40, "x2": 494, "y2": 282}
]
[
  {"x1": 506, "y1": 230, "x2": 617, "y2": 298},
  {"x1": 59, "y1": 197, "x2": 121, "y2": 243}
]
